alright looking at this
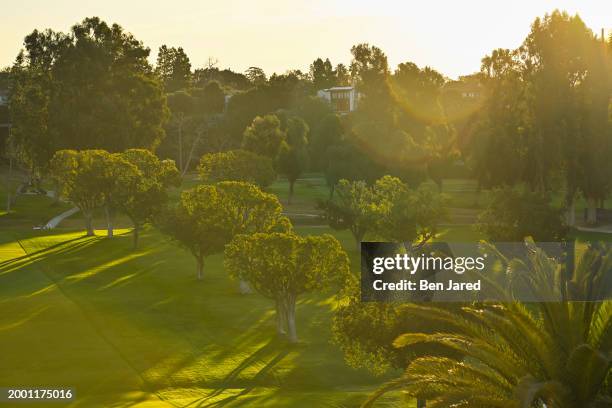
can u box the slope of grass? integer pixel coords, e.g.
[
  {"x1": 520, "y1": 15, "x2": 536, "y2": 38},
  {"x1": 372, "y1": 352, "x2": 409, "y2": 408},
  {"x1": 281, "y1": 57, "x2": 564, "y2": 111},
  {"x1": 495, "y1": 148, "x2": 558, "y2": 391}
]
[{"x1": 0, "y1": 223, "x2": 404, "y2": 407}]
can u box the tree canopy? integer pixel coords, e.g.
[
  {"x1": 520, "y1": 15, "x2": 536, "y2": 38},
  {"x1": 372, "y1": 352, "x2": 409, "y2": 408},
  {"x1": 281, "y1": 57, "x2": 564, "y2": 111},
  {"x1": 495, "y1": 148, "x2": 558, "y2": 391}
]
[
  {"x1": 159, "y1": 182, "x2": 289, "y2": 280},
  {"x1": 198, "y1": 149, "x2": 276, "y2": 188},
  {"x1": 10, "y1": 17, "x2": 168, "y2": 176},
  {"x1": 225, "y1": 232, "x2": 350, "y2": 343}
]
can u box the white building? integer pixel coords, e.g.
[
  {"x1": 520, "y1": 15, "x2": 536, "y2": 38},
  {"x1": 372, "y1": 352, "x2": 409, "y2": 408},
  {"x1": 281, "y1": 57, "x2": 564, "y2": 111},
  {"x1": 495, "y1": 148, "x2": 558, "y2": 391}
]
[{"x1": 316, "y1": 86, "x2": 359, "y2": 114}]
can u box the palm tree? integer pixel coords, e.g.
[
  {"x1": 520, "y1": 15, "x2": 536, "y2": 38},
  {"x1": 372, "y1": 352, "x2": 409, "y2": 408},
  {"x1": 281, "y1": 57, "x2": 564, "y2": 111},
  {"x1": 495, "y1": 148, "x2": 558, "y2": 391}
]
[{"x1": 364, "y1": 241, "x2": 612, "y2": 408}]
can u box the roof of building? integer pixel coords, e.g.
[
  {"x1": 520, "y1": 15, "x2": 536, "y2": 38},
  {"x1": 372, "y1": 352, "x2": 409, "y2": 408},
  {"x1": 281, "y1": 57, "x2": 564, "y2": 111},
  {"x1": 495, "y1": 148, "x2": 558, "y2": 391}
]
[{"x1": 321, "y1": 86, "x2": 355, "y2": 92}]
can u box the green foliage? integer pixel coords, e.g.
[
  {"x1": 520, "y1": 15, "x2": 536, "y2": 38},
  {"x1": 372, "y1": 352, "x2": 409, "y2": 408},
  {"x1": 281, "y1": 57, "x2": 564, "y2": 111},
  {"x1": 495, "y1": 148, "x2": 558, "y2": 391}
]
[
  {"x1": 8, "y1": 60, "x2": 54, "y2": 175},
  {"x1": 224, "y1": 232, "x2": 350, "y2": 342},
  {"x1": 309, "y1": 57, "x2": 335, "y2": 90},
  {"x1": 10, "y1": 17, "x2": 168, "y2": 174},
  {"x1": 120, "y1": 149, "x2": 180, "y2": 248},
  {"x1": 162, "y1": 89, "x2": 226, "y2": 174},
  {"x1": 372, "y1": 176, "x2": 447, "y2": 243},
  {"x1": 323, "y1": 142, "x2": 384, "y2": 196},
  {"x1": 478, "y1": 186, "x2": 567, "y2": 241},
  {"x1": 245, "y1": 66, "x2": 267, "y2": 86},
  {"x1": 192, "y1": 80, "x2": 225, "y2": 114},
  {"x1": 292, "y1": 95, "x2": 333, "y2": 132},
  {"x1": 155, "y1": 44, "x2": 192, "y2": 91},
  {"x1": 198, "y1": 149, "x2": 276, "y2": 188},
  {"x1": 321, "y1": 176, "x2": 445, "y2": 247},
  {"x1": 366, "y1": 241, "x2": 612, "y2": 407},
  {"x1": 332, "y1": 278, "x2": 463, "y2": 378},
  {"x1": 193, "y1": 66, "x2": 250, "y2": 90},
  {"x1": 467, "y1": 11, "x2": 612, "y2": 225},
  {"x1": 50, "y1": 148, "x2": 178, "y2": 241},
  {"x1": 160, "y1": 181, "x2": 288, "y2": 279},
  {"x1": 277, "y1": 117, "x2": 310, "y2": 203},
  {"x1": 242, "y1": 114, "x2": 286, "y2": 158},
  {"x1": 50, "y1": 149, "x2": 135, "y2": 236},
  {"x1": 320, "y1": 179, "x2": 377, "y2": 248},
  {"x1": 309, "y1": 113, "x2": 344, "y2": 171}
]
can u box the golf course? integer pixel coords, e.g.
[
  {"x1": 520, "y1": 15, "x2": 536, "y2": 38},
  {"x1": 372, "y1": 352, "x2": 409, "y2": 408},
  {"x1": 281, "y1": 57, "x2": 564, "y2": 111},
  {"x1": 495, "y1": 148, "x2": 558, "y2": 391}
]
[{"x1": 1, "y1": 175, "x2": 416, "y2": 407}]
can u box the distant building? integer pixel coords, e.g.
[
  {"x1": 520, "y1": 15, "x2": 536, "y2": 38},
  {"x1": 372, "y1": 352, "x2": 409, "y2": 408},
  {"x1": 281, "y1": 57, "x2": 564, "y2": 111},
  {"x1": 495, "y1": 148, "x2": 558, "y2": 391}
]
[
  {"x1": 442, "y1": 77, "x2": 484, "y2": 100},
  {"x1": 317, "y1": 86, "x2": 360, "y2": 114}
]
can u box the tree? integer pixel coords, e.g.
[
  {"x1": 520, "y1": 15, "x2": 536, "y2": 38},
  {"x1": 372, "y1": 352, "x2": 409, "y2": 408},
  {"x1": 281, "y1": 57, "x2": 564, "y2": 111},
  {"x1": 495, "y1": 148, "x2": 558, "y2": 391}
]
[
  {"x1": 155, "y1": 45, "x2": 192, "y2": 91},
  {"x1": 467, "y1": 12, "x2": 612, "y2": 225},
  {"x1": 309, "y1": 113, "x2": 343, "y2": 171},
  {"x1": 365, "y1": 241, "x2": 612, "y2": 407},
  {"x1": 198, "y1": 149, "x2": 276, "y2": 188},
  {"x1": 349, "y1": 43, "x2": 392, "y2": 116},
  {"x1": 9, "y1": 60, "x2": 52, "y2": 185},
  {"x1": 94, "y1": 152, "x2": 142, "y2": 238},
  {"x1": 335, "y1": 63, "x2": 350, "y2": 86},
  {"x1": 165, "y1": 91, "x2": 196, "y2": 174},
  {"x1": 50, "y1": 150, "x2": 107, "y2": 236},
  {"x1": 372, "y1": 176, "x2": 446, "y2": 245},
  {"x1": 241, "y1": 114, "x2": 286, "y2": 159},
  {"x1": 49, "y1": 149, "x2": 78, "y2": 203},
  {"x1": 193, "y1": 80, "x2": 225, "y2": 114},
  {"x1": 309, "y1": 57, "x2": 335, "y2": 90},
  {"x1": 393, "y1": 62, "x2": 446, "y2": 122},
  {"x1": 277, "y1": 117, "x2": 309, "y2": 203},
  {"x1": 193, "y1": 67, "x2": 250, "y2": 90},
  {"x1": 160, "y1": 184, "x2": 230, "y2": 280},
  {"x1": 11, "y1": 17, "x2": 168, "y2": 177},
  {"x1": 478, "y1": 186, "x2": 567, "y2": 242},
  {"x1": 120, "y1": 149, "x2": 180, "y2": 249},
  {"x1": 322, "y1": 142, "x2": 384, "y2": 197},
  {"x1": 159, "y1": 182, "x2": 288, "y2": 280},
  {"x1": 320, "y1": 179, "x2": 378, "y2": 249},
  {"x1": 54, "y1": 18, "x2": 168, "y2": 151},
  {"x1": 245, "y1": 66, "x2": 266, "y2": 87},
  {"x1": 224, "y1": 232, "x2": 350, "y2": 343}
]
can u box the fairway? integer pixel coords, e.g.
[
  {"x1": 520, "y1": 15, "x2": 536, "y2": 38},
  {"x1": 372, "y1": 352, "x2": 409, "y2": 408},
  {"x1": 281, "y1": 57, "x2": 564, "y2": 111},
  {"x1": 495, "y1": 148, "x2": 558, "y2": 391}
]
[{"x1": 0, "y1": 196, "x2": 404, "y2": 407}]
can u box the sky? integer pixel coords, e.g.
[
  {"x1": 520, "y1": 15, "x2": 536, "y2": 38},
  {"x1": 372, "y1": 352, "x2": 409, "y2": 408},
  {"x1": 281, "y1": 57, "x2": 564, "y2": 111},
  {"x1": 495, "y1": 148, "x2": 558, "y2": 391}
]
[{"x1": 2, "y1": 0, "x2": 610, "y2": 79}]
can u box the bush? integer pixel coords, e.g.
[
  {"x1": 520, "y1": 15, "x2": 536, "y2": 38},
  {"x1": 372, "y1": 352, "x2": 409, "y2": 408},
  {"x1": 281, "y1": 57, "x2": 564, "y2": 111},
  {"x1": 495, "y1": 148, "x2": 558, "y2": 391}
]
[
  {"x1": 198, "y1": 149, "x2": 276, "y2": 188},
  {"x1": 477, "y1": 186, "x2": 567, "y2": 241}
]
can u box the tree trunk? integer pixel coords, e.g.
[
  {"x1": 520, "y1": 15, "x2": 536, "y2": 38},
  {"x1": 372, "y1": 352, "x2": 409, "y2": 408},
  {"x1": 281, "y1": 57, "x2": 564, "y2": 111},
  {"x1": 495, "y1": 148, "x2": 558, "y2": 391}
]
[
  {"x1": 565, "y1": 195, "x2": 576, "y2": 227},
  {"x1": 416, "y1": 399, "x2": 426, "y2": 408},
  {"x1": 239, "y1": 279, "x2": 252, "y2": 294},
  {"x1": 178, "y1": 120, "x2": 184, "y2": 174},
  {"x1": 105, "y1": 205, "x2": 114, "y2": 238},
  {"x1": 132, "y1": 224, "x2": 140, "y2": 250},
  {"x1": 586, "y1": 197, "x2": 597, "y2": 225},
  {"x1": 328, "y1": 183, "x2": 335, "y2": 199},
  {"x1": 196, "y1": 256, "x2": 204, "y2": 280},
  {"x1": 84, "y1": 211, "x2": 94, "y2": 236},
  {"x1": 285, "y1": 297, "x2": 298, "y2": 343},
  {"x1": 275, "y1": 298, "x2": 286, "y2": 336},
  {"x1": 288, "y1": 179, "x2": 295, "y2": 204},
  {"x1": 182, "y1": 131, "x2": 203, "y2": 177},
  {"x1": 53, "y1": 181, "x2": 61, "y2": 204},
  {"x1": 5, "y1": 155, "x2": 13, "y2": 212},
  {"x1": 353, "y1": 230, "x2": 364, "y2": 252}
]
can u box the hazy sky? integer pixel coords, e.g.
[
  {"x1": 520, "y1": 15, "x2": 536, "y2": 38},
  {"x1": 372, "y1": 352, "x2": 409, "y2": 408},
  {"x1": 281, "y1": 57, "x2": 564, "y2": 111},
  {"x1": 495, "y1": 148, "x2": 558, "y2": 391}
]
[{"x1": 2, "y1": 1, "x2": 610, "y2": 79}]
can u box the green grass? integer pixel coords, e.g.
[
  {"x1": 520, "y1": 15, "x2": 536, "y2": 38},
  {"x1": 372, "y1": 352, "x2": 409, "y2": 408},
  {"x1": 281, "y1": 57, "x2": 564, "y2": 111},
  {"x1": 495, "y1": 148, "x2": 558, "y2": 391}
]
[
  {"x1": 0, "y1": 219, "x2": 406, "y2": 407},
  {"x1": 2, "y1": 169, "x2": 610, "y2": 407}
]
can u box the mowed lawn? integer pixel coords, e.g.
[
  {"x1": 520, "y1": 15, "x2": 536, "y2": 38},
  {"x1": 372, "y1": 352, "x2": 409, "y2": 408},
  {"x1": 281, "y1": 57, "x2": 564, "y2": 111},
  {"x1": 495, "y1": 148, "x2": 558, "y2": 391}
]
[
  {"x1": 0, "y1": 197, "x2": 404, "y2": 407},
  {"x1": 2, "y1": 173, "x2": 609, "y2": 407}
]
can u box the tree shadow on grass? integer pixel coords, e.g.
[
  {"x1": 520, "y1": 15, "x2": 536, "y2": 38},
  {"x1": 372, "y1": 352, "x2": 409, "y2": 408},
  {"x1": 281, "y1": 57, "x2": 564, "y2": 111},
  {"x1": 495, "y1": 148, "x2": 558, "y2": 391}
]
[
  {"x1": 192, "y1": 338, "x2": 292, "y2": 407},
  {"x1": 0, "y1": 235, "x2": 90, "y2": 268},
  {"x1": 0, "y1": 236, "x2": 102, "y2": 282}
]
